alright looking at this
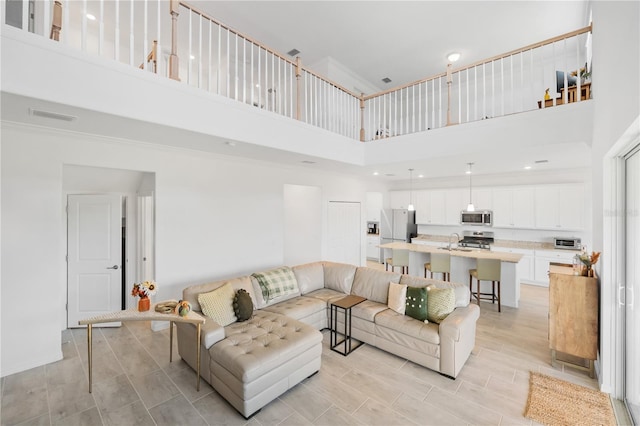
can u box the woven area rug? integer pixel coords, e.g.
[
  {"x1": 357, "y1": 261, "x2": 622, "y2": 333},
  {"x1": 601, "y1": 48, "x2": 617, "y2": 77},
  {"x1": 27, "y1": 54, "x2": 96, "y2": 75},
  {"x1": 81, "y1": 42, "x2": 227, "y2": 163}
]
[{"x1": 524, "y1": 372, "x2": 616, "y2": 426}]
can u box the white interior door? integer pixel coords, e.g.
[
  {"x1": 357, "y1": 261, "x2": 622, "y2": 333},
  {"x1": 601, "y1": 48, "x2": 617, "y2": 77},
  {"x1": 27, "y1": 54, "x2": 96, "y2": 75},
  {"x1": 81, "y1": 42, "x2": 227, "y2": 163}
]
[
  {"x1": 625, "y1": 147, "x2": 640, "y2": 422},
  {"x1": 327, "y1": 201, "x2": 361, "y2": 266},
  {"x1": 68, "y1": 194, "x2": 122, "y2": 327}
]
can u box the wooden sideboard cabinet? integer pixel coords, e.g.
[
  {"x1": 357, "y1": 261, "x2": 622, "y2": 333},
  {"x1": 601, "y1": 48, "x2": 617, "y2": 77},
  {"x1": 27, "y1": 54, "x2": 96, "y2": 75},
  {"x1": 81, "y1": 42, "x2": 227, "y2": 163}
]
[{"x1": 548, "y1": 263, "x2": 598, "y2": 377}]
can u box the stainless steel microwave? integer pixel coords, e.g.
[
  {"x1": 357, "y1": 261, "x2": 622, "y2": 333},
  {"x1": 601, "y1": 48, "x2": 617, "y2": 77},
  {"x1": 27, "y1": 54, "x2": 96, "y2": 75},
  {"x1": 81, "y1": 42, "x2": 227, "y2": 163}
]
[
  {"x1": 554, "y1": 237, "x2": 581, "y2": 250},
  {"x1": 460, "y1": 210, "x2": 493, "y2": 226}
]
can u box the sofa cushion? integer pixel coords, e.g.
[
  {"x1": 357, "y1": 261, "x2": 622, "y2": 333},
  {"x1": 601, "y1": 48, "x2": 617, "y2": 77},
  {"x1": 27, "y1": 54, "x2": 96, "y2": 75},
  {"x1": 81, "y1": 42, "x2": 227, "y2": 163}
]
[
  {"x1": 183, "y1": 276, "x2": 256, "y2": 313},
  {"x1": 405, "y1": 286, "x2": 428, "y2": 322},
  {"x1": 388, "y1": 282, "x2": 407, "y2": 315},
  {"x1": 251, "y1": 266, "x2": 299, "y2": 303},
  {"x1": 292, "y1": 262, "x2": 325, "y2": 294},
  {"x1": 233, "y1": 289, "x2": 254, "y2": 322},
  {"x1": 198, "y1": 282, "x2": 237, "y2": 326},
  {"x1": 262, "y1": 296, "x2": 326, "y2": 322},
  {"x1": 351, "y1": 300, "x2": 389, "y2": 322},
  {"x1": 210, "y1": 310, "x2": 322, "y2": 383},
  {"x1": 323, "y1": 262, "x2": 357, "y2": 294},
  {"x1": 351, "y1": 267, "x2": 401, "y2": 303},
  {"x1": 375, "y1": 309, "x2": 440, "y2": 345},
  {"x1": 399, "y1": 275, "x2": 470, "y2": 308},
  {"x1": 304, "y1": 288, "x2": 346, "y2": 305},
  {"x1": 426, "y1": 287, "x2": 456, "y2": 324}
]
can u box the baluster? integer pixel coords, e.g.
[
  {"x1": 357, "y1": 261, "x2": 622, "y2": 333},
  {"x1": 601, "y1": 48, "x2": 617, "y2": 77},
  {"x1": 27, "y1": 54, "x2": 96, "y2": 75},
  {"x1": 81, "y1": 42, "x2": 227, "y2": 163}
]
[
  {"x1": 575, "y1": 35, "x2": 581, "y2": 103},
  {"x1": 187, "y1": 10, "x2": 192, "y2": 85},
  {"x1": 482, "y1": 63, "x2": 486, "y2": 117},
  {"x1": 250, "y1": 43, "x2": 254, "y2": 105},
  {"x1": 519, "y1": 52, "x2": 524, "y2": 112},
  {"x1": 97, "y1": 0, "x2": 104, "y2": 55},
  {"x1": 21, "y1": 0, "x2": 28, "y2": 32},
  {"x1": 466, "y1": 69, "x2": 470, "y2": 122},
  {"x1": 491, "y1": 60, "x2": 495, "y2": 118},
  {"x1": 242, "y1": 38, "x2": 246, "y2": 104},
  {"x1": 474, "y1": 66, "x2": 478, "y2": 121},
  {"x1": 156, "y1": 0, "x2": 161, "y2": 73},
  {"x1": 129, "y1": 0, "x2": 134, "y2": 65},
  {"x1": 258, "y1": 46, "x2": 262, "y2": 106},
  {"x1": 225, "y1": 28, "x2": 230, "y2": 96},
  {"x1": 234, "y1": 33, "x2": 238, "y2": 100},
  {"x1": 216, "y1": 25, "x2": 221, "y2": 94},
  {"x1": 82, "y1": 0, "x2": 87, "y2": 51},
  {"x1": 500, "y1": 57, "x2": 505, "y2": 116},
  {"x1": 208, "y1": 20, "x2": 212, "y2": 91},
  {"x1": 43, "y1": 0, "x2": 50, "y2": 38},
  {"x1": 63, "y1": 0, "x2": 70, "y2": 45},
  {"x1": 198, "y1": 14, "x2": 203, "y2": 88},
  {"x1": 143, "y1": 0, "x2": 148, "y2": 69},
  {"x1": 438, "y1": 76, "x2": 442, "y2": 128},
  {"x1": 458, "y1": 71, "x2": 462, "y2": 124}
]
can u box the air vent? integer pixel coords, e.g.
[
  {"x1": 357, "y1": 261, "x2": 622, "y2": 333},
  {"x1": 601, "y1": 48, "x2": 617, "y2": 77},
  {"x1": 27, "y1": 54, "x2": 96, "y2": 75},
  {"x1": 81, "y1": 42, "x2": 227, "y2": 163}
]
[
  {"x1": 534, "y1": 159, "x2": 549, "y2": 164},
  {"x1": 301, "y1": 160, "x2": 316, "y2": 164},
  {"x1": 287, "y1": 48, "x2": 300, "y2": 57},
  {"x1": 382, "y1": 77, "x2": 392, "y2": 83},
  {"x1": 29, "y1": 108, "x2": 77, "y2": 122},
  {"x1": 384, "y1": 173, "x2": 395, "y2": 176}
]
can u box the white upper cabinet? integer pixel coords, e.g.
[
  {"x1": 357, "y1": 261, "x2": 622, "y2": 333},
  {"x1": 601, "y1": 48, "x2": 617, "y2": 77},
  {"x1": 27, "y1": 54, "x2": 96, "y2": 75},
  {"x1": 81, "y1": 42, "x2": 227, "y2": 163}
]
[
  {"x1": 492, "y1": 186, "x2": 535, "y2": 228},
  {"x1": 389, "y1": 191, "x2": 410, "y2": 210},
  {"x1": 470, "y1": 188, "x2": 492, "y2": 211},
  {"x1": 414, "y1": 190, "x2": 457, "y2": 225},
  {"x1": 445, "y1": 189, "x2": 465, "y2": 225},
  {"x1": 366, "y1": 192, "x2": 383, "y2": 222},
  {"x1": 535, "y1": 184, "x2": 584, "y2": 230}
]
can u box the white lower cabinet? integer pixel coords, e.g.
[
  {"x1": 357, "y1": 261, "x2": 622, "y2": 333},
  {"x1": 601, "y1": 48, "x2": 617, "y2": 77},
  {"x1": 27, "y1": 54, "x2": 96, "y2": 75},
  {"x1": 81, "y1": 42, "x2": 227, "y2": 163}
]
[
  {"x1": 366, "y1": 235, "x2": 381, "y2": 260},
  {"x1": 533, "y1": 250, "x2": 578, "y2": 286},
  {"x1": 491, "y1": 247, "x2": 534, "y2": 282}
]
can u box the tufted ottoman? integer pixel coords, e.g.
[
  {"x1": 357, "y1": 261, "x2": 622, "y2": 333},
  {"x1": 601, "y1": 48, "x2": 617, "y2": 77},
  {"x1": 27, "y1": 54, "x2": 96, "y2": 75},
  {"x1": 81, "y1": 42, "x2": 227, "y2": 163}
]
[{"x1": 207, "y1": 310, "x2": 322, "y2": 418}]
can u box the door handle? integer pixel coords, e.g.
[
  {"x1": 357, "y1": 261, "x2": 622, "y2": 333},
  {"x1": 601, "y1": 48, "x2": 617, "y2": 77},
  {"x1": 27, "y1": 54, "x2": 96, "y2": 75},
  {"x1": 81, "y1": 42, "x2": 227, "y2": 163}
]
[{"x1": 106, "y1": 265, "x2": 119, "y2": 270}]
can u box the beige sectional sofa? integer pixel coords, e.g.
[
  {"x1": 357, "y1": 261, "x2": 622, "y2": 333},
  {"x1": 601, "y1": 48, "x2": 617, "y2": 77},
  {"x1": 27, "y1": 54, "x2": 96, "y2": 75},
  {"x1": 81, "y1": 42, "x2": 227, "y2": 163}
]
[{"x1": 176, "y1": 261, "x2": 480, "y2": 418}]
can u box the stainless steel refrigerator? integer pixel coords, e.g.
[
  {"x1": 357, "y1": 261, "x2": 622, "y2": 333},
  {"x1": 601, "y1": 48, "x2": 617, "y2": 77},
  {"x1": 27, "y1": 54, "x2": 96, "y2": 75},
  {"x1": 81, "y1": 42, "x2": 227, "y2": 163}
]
[{"x1": 379, "y1": 209, "x2": 417, "y2": 263}]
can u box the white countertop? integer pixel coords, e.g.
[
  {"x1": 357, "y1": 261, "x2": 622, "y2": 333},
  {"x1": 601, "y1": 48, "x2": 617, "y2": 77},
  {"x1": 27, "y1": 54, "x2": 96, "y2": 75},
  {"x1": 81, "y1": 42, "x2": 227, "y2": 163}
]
[{"x1": 379, "y1": 242, "x2": 524, "y2": 263}]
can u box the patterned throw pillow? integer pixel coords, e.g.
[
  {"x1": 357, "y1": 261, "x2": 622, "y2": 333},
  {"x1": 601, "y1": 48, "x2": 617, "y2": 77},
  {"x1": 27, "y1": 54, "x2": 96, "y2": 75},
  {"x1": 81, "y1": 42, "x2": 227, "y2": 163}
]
[
  {"x1": 251, "y1": 266, "x2": 299, "y2": 302},
  {"x1": 198, "y1": 282, "x2": 237, "y2": 326},
  {"x1": 405, "y1": 286, "x2": 428, "y2": 322},
  {"x1": 233, "y1": 289, "x2": 254, "y2": 322},
  {"x1": 427, "y1": 287, "x2": 456, "y2": 324},
  {"x1": 388, "y1": 282, "x2": 407, "y2": 315}
]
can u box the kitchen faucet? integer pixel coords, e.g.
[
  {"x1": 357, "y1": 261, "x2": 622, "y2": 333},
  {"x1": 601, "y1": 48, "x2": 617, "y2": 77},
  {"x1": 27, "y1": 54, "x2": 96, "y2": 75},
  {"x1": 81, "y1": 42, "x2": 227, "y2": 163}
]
[{"x1": 448, "y1": 233, "x2": 460, "y2": 250}]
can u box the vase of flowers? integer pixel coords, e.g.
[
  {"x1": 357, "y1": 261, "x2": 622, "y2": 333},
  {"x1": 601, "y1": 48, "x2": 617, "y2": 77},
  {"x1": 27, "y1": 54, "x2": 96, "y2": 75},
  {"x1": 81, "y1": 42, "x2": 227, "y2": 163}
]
[
  {"x1": 579, "y1": 251, "x2": 600, "y2": 277},
  {"x1": 132, "y1": 280, "x2": 157, "y2": 312}
]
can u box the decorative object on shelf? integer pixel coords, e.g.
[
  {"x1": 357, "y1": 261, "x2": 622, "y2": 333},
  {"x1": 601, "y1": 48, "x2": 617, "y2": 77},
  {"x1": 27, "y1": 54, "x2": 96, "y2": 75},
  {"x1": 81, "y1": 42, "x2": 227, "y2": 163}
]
[
  {"x1": 572, "y1": 62, "x2": 591, "y2": 84},
  {"x1": 579, "y1": 251, "x2": 600, "y2": 277},
  {"x1": 132, "y1": 280, "x2": 157, "y2": 312},
  {"x1": 155, "y1": 300, "x2": 178, "y2": 314},
  {"x1": 544, "y1": 88, "x2": 551, "y2": 100},
  {"x1": 175, "y1": 300, "x2": 192, "y2": 317}
]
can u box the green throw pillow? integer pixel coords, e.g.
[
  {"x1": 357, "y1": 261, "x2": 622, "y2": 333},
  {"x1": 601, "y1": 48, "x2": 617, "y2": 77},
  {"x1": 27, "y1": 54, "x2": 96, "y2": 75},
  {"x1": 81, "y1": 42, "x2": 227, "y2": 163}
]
[
  {"x1": 405, "y1": 286, "x2": 428, "y2": 322},
  {"x1": 233, "y1": 289, "x2": 254, "y2": 322},
  {"x1": 427, "y1": 287, "x2": 456, "y2": 324}
]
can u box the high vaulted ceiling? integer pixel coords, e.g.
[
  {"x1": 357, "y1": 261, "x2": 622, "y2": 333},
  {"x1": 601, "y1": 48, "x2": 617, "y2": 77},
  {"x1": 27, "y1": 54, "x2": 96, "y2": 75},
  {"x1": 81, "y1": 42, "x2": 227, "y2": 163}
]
[{"x1": 197, "y1": 1, "x2": 589, "y2": 93}]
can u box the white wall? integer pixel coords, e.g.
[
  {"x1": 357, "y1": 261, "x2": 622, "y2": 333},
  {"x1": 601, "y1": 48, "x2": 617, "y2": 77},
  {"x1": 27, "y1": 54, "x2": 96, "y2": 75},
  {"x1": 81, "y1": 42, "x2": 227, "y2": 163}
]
[
  {"x1": 283, "y1": 184, "x2": 322, "y2": 265},
  {"x1": 0, "y1": 122, "x2": 368, "y2": 376},
  {"x1": 590, "y1": 1, "x2": 640, "y2": 395}
]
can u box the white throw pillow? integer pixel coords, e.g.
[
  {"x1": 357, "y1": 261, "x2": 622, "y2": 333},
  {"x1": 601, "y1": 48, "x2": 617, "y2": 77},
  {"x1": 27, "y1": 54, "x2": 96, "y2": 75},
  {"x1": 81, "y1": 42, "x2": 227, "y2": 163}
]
[
  {"x1": 198, "y1": 282, "x2": 237, "y2": 326},
  {"x1": 387, "y1": 282, "x2": 407, "y2": 315}
]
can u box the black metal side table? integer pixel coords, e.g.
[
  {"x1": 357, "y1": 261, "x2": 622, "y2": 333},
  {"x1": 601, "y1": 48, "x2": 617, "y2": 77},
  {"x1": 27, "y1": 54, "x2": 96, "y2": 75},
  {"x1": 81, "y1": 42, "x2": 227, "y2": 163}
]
[{"x1": 330, "y1": 295, "x2": 366, "y2": 356}]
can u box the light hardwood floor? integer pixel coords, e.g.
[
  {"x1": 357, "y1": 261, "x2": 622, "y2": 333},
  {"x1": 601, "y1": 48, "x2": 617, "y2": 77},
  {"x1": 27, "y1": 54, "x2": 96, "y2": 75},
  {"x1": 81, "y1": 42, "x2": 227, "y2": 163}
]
[{"x1": 1, "y1": 282, "x2": 600, "y2": 426}]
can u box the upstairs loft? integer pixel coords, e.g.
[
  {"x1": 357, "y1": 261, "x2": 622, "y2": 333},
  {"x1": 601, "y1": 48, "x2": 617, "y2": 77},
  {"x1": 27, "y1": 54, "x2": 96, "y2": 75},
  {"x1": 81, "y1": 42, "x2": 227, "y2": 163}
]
[{"x1": 1, "y1": 1, "x2": 594, "y2": 173}]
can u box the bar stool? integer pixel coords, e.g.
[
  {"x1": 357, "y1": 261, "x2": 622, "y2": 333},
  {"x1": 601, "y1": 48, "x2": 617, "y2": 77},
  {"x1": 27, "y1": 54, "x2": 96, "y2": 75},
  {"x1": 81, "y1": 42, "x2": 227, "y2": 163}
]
[
  {"x1": 469, "y1": 259, "x2": 502, "y2": 312},
  {"x1": 424, "y1": 253, "x2": 450, "y2": 281},
  {"x1": 385, "y1": 249, "x2": 409, "y2": 274}
]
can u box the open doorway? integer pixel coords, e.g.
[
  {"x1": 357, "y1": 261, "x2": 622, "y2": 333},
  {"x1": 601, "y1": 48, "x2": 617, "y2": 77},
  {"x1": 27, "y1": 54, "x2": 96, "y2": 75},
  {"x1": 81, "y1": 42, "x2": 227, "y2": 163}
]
[{"x1": 62, "y1": 165, "x2": 155, "y2": 328}]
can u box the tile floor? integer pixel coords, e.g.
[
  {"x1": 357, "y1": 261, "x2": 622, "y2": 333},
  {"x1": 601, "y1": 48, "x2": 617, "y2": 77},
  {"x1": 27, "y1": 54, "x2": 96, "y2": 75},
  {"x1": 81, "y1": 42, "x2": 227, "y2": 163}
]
[{"x1": 1, "y1": 283, "x2": 602, "y2": 426}]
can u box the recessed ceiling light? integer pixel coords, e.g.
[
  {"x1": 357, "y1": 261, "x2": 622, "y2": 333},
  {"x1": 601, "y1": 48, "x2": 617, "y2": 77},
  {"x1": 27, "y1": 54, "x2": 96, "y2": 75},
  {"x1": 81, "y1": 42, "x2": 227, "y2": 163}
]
[
  {"x1": 189, "y1": 55, "x2": 195, "y2": 60},
  {"x1": 382, "y1": 77, "x2": 392, "y2": 84},
  {"x1": 86, "y1": 13, "x2": 96, "y2": 21},
  {"x1": 465, "y1": 170, "x2": 472, "y2": 175},
  {"x1": 255, "y1": 84, "x2": 260, "y2": 88},
  {"x1": 524, "y1": 165, "x2": 532, "y2": 170},
  {"x1": 447, "y1": 52, "x2": 461, "y2": 62},
  {"x1": 373, "y1": 171, "x2": 379, "y2": 176},
  {"x1": 418, "y1": 174, "x2": 424, "y2": 178}
]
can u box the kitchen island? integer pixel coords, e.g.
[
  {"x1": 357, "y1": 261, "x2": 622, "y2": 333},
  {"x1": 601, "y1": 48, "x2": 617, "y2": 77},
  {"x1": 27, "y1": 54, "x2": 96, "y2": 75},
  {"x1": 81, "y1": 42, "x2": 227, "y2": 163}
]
[{"x1": 379, "y1": 242, "x2": 524, "y2": 308}]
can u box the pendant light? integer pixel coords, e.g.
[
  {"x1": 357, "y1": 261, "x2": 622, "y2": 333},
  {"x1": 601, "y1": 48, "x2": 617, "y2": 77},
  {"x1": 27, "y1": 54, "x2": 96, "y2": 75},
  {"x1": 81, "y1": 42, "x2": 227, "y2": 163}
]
[
  {"x1": 407, "y1": 168, "x2": 415, "y2": 211},
  {"x1": 466, "y1": 163, "x2": 475, "y2": 212}
]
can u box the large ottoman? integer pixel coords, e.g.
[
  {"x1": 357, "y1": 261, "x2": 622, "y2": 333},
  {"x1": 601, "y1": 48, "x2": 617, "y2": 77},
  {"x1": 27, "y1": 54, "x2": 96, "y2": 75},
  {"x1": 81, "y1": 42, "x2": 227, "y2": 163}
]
[{"x1": 206, "y1": 310, "x2": 322, "y2": 418}]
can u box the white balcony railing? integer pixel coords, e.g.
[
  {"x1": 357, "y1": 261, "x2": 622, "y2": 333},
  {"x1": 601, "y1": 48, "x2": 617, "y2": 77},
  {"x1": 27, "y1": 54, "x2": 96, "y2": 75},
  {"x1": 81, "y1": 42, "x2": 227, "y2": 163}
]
[{"x1": 4, "y1": 0, "x2": 592, "y2": 142}]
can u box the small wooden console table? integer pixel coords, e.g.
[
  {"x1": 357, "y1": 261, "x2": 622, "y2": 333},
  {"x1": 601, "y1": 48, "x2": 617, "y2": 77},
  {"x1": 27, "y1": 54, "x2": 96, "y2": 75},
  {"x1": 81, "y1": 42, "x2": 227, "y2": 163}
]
[
  {"x1": 79, "y1": 306, "x2": 206, "y2": 392},
  {"x1": 330, "y1": 295, "x2": 366, "y2": 356}
]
